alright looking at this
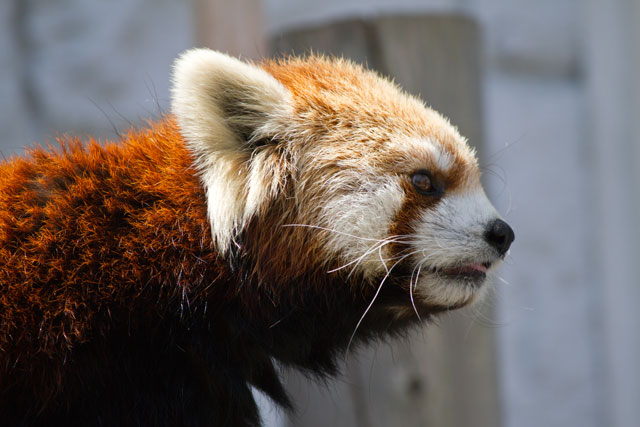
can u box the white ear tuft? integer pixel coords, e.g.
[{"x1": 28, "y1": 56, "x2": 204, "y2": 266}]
[
  {"x1": 171, "y1": 48, "x2": 291, "y2": 152},
  {"x1": 170, "y1": 48, "x2": 292, "y2": 251}
]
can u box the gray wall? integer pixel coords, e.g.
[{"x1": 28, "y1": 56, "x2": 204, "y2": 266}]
[{"x1": 0, "y1": 0, "x2": 193, "y2": 155}]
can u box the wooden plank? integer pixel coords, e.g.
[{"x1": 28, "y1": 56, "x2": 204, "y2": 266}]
[
  {"x1": 270, "y1": 15, "x2": 500, "y2": 427},
  {"x1": 194, "y1": 0, "x2": 265, "y2": 60}
]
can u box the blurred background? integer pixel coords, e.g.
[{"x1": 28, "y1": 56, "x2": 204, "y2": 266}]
[{"x1": 1, "y1": 1, "x2": 639, "y2": 426}]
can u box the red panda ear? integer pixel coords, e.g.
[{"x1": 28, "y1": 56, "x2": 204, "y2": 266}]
[
  {"x1": 171, "y1": 48, "x2": 292, "y2": 155},
  {"x1": 170, "y1": 49, "x2": 293, "y2": 251}
]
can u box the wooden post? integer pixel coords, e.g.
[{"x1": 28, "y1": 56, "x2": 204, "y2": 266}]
[
  {"x1": 271, "y1": 15, "x2": 499, "y2": 427},
  {"x1": 194, "y1": 0, "x2": 265, "y2": 60}
]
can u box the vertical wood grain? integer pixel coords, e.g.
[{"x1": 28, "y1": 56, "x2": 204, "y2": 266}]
[{"x1": 194, "y1": 0, "x2": 265, "y2": 60}]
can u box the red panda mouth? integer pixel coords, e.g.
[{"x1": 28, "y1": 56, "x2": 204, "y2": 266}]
[{"x1": 432, "y1": 262, "x2": 491, "y2": 283}]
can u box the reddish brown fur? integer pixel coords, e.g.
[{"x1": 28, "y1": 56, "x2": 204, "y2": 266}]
[
  {"x1": 263, "y1": 56, "x2": 478, "y2": 183},
  {"x1": 0, "y1": 119, "x2": 223, "y2": 403}
]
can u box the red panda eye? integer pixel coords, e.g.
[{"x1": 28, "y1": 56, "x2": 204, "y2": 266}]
[{"x1": 411, "y1": 171, "x2": 440, "y2": 196}]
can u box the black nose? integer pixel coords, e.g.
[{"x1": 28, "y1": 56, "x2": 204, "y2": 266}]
[{"x1": 484, "y1": 219, "x2": 515, "y2": 256}]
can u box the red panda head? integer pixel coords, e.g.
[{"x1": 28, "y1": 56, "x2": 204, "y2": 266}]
[{"x1": 171, "y1": 49, "x2": 513, "y2": 313}]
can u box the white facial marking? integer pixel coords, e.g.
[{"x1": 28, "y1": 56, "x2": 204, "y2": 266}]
[
  {"x1": 414, "y1": 189, "x2": 498, "y2": 265},
  {"x1": 319, "y1": 176, "x2": 404, "y2": 279},
  {"x1": 434, "y1": 148, "x2": 454, "y2": 172},
  {"x1": 400, "y1": 137, "x2": 455, "y2": 173},
  {"x1": 412, "y1": 188, "x2": 501, "y2": 306}
]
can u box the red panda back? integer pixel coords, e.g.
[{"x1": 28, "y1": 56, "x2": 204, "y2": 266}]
[{"x1": 0, "y1": 119, "x2": 220, "y2": 399}]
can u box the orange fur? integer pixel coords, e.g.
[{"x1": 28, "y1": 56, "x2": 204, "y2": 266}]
[
  {"x1": 262, "y1": 55, "x2": 479, "y2": 190},
  {"x1": 0, "y1": 119, "x2": 222, "y2": 399}
]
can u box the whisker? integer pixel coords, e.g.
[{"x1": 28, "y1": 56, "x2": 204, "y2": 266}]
[
  {"x1": 463, "y1": 289, "x2": 503, "y2": 328},
  {"x1": 283, "y1": 224, "x2": 415, "y2": 277},
  {"x1": 497, "y1": 276, "x2": 510, "y2": 285},
  {"x1": 281, "y1": 223, "x2": 421, "y2": 279},
  {"x1": 378, "y1": 241, "x2": 390, "y2": 275},
  {"x1": 409, "y1": 263, "x2": 423, "y2": 322},
  {"x1": 468, "y1": 306, "x2": 503, "y2": 328},
  {"x1": 484, "y1": 132, "x2": 527, "y2": 162},
  {"x1": 344, "y1": 237, "x2": 413, "y2": 279},
  {"x1": 328, "y1": 236, "x2": 408, "y2": 275},
  {"x1": 345, "y1": 251, "x2": 416, "y2": 355},
  {"x1": 282, "y1": 223, "x2": 394, "y2": 242}
]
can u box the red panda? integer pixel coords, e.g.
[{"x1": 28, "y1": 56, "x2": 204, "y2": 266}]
[{"x1": 0, "y1": 49, "x2": 513, "y2": 426}]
